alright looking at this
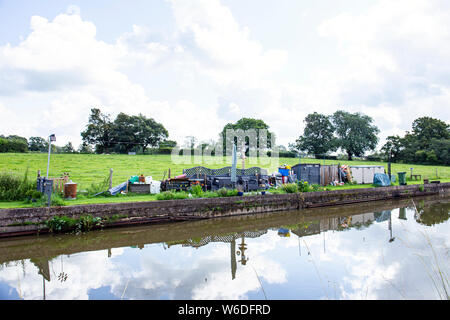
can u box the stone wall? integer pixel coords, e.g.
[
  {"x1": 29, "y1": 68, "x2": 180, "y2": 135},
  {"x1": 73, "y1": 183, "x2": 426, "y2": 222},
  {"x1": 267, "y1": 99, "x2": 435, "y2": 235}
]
[{"x1": 0, "y1": 182, "x2": 449, "y2": 237}]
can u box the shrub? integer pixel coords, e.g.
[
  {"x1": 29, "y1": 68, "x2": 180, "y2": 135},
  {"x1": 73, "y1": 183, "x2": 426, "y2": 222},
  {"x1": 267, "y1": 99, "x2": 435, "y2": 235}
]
[
  {"x1": 282, "y1": 183, "x2": 298, "y2": 193},
  {"x1": 216, "y1": 187, "x2": 229, "y2": 197},
  {"x1": 156, "y1": 191, "x2": 188, "y2": 200},
  {"x1": 0, "y1": 169, "x2": 35, "y2": 201},
  {"x1": 190, "y1": 184, "x2": 204, "y2": 197},
  {"x1": 76, "y1": 215, "x2": 103, "y2": 232},
  {"x1": 45, "y1": 216, "x2": 77, "y2": 233},
  {"x1": 86, "y1": 176, "x2": 110, "y2": 197},
  {"x1": 297, "y1": 180, "x2": 311, "y2": 192},
  {"x1": 50, "y1": 193, "x2": 67, "y2": 206}
]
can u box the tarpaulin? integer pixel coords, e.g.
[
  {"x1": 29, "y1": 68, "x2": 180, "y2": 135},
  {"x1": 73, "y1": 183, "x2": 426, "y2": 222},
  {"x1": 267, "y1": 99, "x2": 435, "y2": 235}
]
[{"x1": 373, "y1": 173, "x2": 391, "y2": 187}]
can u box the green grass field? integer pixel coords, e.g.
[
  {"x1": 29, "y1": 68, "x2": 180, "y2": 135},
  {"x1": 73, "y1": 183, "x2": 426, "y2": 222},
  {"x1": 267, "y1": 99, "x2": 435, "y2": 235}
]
[{"x1": 0, "y1": 152, "x2": 448, "y2": 209}]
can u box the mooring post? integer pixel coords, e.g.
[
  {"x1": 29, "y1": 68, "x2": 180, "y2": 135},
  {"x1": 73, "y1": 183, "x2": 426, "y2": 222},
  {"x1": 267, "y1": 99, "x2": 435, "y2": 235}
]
[{"x1": 109, "y1": 168, "x2": 113, "y2": 189}]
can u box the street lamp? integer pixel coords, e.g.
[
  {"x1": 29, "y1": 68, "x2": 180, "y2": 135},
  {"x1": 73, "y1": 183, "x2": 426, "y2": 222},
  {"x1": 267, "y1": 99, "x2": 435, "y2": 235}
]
[{"x1": 46, "y1": 134, "x2": 56, "y2": 179}]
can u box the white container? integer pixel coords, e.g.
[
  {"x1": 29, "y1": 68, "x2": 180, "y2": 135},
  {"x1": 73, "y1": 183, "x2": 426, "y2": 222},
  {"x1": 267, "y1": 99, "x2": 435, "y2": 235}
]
[
  {"x1": 145, "y1": 176, "x2": 153, "y2": 184},
  {"x1": 150, "y1": 181, "x2": 161, "y2": 194},
  {"x1": 349, "y1": 166, "x2": 385, "y2": 184}
]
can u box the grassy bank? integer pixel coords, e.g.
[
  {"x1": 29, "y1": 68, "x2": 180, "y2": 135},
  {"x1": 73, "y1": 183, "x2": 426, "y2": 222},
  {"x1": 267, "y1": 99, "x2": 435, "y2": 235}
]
[
  {"x1": 0, "y1": 152, "x2": 448, "y2": 209},
  {"x1": 1, "y1": 153, "x2": 449, "y2": 190}
]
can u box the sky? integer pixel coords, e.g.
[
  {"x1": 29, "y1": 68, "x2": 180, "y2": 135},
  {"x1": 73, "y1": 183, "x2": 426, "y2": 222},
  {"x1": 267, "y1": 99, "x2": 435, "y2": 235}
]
[{"x1": 0, "y1": 0, "x2": 449, "y2": 150}]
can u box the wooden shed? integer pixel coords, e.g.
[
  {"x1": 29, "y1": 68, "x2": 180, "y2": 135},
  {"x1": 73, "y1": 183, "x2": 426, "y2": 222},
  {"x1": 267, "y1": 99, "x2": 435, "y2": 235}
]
[{"x1": 291, "y1": 163, "x2": 340, "y2": 186}]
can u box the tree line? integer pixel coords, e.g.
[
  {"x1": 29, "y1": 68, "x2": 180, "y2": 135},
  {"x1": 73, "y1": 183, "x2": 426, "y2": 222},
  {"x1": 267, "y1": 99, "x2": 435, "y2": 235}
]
[
  {"x1": 1, "y1": 106, "x2": 448, "y2": 165},
  {"x1": 289, "y1": 110, "x2": 379, "y2": 160},
  {"x1": 290, "y1": 111, "x2": 449, "y2": 165},
  {"x1": 80, "y1": 108, "x2": 170, "y2": 154},
  {"x1": 381, "y1": 117, "x2": 450, "y2": 165}
]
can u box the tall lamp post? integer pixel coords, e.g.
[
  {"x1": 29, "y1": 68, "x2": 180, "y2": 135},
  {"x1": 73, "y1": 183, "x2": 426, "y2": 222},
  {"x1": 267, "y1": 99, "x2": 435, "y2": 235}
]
[{"x1": 46, "y1": 134, "x2": 56, "y2": 179}]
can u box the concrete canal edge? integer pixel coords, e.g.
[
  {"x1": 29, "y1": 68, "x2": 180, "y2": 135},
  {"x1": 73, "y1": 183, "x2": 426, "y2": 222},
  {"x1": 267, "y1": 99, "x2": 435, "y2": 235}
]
[{"x1": 0, "y1": 182, "x2": 449, "y2": 238}]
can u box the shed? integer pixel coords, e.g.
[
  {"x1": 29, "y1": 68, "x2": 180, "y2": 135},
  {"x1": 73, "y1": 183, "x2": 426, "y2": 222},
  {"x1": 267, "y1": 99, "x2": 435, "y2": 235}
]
[
  {"x1": 349, "y1": 165, "x2": 385, "y2": 184},
  {"x1": 320, "y1": 165, "x2": 340, "y2": 186},
  {"x1": 291, "y1": 163, "x2": 321, "y2": 185}
]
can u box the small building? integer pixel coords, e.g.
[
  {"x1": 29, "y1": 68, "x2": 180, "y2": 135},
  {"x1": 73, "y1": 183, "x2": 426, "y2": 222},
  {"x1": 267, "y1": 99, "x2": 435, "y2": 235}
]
[
  {"x1": 291, "y1": 163, "x2": 340, "y2": 186},
  {"x1": 349, "y1": 165, "x2": 385, "y2": 184},
  {"x1": 291, "y1": 163, "x2": 321, "y2": 185}
]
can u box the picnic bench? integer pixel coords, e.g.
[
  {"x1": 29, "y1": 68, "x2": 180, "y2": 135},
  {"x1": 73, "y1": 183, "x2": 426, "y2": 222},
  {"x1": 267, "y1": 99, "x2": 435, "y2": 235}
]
[{"x1": 410, "y1": 174, "x2": 422, "y2": 180}]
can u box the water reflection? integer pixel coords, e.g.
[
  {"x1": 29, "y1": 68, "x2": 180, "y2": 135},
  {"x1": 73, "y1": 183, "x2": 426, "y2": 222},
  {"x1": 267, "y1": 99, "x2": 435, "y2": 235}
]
[{"x1": 0, "y1": 195, "x2": 448, "y2": 300}]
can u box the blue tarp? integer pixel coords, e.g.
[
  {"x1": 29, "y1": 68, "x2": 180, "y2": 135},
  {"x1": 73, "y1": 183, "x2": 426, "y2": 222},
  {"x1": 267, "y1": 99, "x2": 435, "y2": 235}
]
[
  {"x1": 109, "y1": 181, "x2": 128, "y2": 195},
  {"x1": 373, "y1": 173, "x2": 391, "y2": 187}
]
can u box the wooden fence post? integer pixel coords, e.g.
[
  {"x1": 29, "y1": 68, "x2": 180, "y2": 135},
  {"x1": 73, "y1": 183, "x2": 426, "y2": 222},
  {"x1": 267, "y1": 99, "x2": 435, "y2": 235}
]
[{"x1": 109, "y1": 168, "x2": 113, "y2": 189}]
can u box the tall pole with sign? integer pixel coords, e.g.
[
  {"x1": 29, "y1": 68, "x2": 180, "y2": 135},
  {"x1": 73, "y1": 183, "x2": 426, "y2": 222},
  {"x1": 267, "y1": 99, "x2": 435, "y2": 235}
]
[{"x1": 46, "y1": 134, "x2": 56, "y2": 179}]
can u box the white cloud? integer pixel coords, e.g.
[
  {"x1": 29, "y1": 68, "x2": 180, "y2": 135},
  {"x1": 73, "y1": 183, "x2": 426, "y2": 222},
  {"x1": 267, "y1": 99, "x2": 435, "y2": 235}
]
[
  {"x1": 0, "y1": 0, "x2": 449, "y2": 151},
  {"x1": 169, "y1": 0, "x2": 288, "y2": 87}
]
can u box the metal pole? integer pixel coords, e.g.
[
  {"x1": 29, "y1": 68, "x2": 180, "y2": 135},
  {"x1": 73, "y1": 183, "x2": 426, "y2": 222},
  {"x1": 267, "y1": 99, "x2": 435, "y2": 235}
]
[{"x1": 46, "y1": 136, "x2": 51, "y2": 179}]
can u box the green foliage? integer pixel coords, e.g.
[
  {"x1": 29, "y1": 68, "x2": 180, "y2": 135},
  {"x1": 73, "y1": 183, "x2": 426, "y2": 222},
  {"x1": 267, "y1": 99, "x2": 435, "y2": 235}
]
[
  {"x1": 297, "y1": 180, "x2": 311, "y2": 192},
  {"x1": 81, "y1": 108, "x2": 115, "y2": 154},
  {"x1": 0, "y1": 169, "x2": 35, "y2": 201},
  {"x1": 282, "y1": 183, "x2": 298, "y2": 193},
  {"x1": 50, "y1": 193, "x2": 67, "y2": 206},
  {"x1": 75, "y1": 214, "x2": 103, "y2": 232},
  {"x1": 45, "y1": 214, "x2": 103, "y2": 233},
  {"x1": 61, "y1": 142, "x2": 75, "y2": 153},
  {"x1": 332, "y1": 110, "x2": 379, "y2": 160},
  {"x1": 190, "y1": 184, "x2": 204, "y2": 197},
  {"x1": 156, "y1": 191, "x2": 189, "y2": 200},
  {"x1": 0, "y1": 135, "x2": 28, "y2": 153},
  {"x1": 45, "y1": 216, "x2": 77, "y2": 233},
  {"x1": 216, "y1": 187, "x2": 229, "y2": 197},
  {"x1": 109, "y1": 112, "x2": 168, "y2": 154},
  {"x1": 220, "y1": 117, "x2": 274, "y2": 155},
  {"x1": 381, "y1": 116, "x2": 450, "y2": 165},
  {"x1": 86, "y1": 176, "x2": 110, "y2": 196},
  {"x1": 294, "y1": 112, "x2": 337, "y2": 157},
  {"x1": 28, "y1": 136, "x2": 48, "y2": 152}
]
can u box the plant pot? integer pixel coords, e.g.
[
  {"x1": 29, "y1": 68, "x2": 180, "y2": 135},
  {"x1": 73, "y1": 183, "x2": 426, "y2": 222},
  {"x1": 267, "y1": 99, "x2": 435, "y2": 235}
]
[
  {"x1": 261, "y1": 191, "x2": 266, "y2": 195},
  {"x1": 237, "y1": 191, "x2": 244, "y2": 196}
]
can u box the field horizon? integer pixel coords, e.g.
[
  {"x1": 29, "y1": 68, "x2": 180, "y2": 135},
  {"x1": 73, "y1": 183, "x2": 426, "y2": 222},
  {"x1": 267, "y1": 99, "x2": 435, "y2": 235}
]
[{"x1": 1, "y1": 152, "x2": 449, "y2": 192}]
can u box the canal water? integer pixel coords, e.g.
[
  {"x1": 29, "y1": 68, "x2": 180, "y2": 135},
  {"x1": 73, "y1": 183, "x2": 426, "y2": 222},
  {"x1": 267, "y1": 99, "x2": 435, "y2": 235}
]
[{"x1": 0, "y1": 195, "x2": 448, "y2": 300}]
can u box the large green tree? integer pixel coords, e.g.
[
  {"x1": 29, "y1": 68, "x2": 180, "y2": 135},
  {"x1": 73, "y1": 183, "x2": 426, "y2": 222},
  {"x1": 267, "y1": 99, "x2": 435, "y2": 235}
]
[
  {"x1": 134, "y1": 114, "x2": 168, "y2": 153},
  {"x1": 110, "y1": 113, "x2": 168, "y2": 153},
  {"x1": 294, "y1": 112, "x2": 337, "y2": 158},
  {"x1": 382, "y1": 116, "x2": 450, "y2": 165},
  {"x1": 81, "y1": 108, "x2": 114, "y2": 154},
  {"x1": 332, "y1": 110, "x2": 379, "y2": 160},
  {"x1": 0, "y1": 135, "x2": 28, "y2": 153},
  {"x1": 411, "y1": 116, "x2": 450, "y2": 149},
  {"x1": 220, "y1": 118, "x2": 273, "y2": 155},
  {"x1": 28, "y1": 136, "x2": 48, "y2": 152},
  {"x1": 380, "y1": 135, "x2": 404, "y2": 162}
]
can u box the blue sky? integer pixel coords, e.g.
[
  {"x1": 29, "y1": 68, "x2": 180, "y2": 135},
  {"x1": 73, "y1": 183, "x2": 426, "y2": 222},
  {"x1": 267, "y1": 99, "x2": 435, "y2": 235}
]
[{"x1": 0, "y1": 0, "x2": 449, "y2": 149}]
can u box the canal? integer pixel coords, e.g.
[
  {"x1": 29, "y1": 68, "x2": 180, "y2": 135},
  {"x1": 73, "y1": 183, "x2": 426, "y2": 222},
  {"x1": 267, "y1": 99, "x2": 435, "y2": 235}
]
[{"x1": 0, "y1": 195, "x2": 448, "y2": 300}]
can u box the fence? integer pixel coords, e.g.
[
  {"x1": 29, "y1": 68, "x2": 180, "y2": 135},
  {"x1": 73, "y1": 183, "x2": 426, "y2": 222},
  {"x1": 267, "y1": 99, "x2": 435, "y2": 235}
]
[{"x1": 37, "y1": 170, "x2": 70, "y2": 193}]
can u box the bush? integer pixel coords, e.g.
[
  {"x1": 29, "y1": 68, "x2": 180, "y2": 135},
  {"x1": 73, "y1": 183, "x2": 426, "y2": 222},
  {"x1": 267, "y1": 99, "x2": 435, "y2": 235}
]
[
  {"x1": 216, "y1": 187, "x2": 229, "y2": 197},
  {"x1": 0, "y1": 169, "x2": 35, "y2": 201},
  {"x1": 297, "y1": 180, "x2": 311, "y2": 192},
  {"x1": 282, "y1": 183, "x2": 298, "y2": 193},
  {"x1": 76, "y1": 214, "x2": 103, "y2": 232},
  {"x1": 86, "y1": 176, "x2": 110, "y2": 196},
  {"x1": 190, "y1": 184, "x2": 204, "y2": 197},
  {"x1": 216, "y1": 188, "x2": 239, "y2": 197},
  {"x1": 156, "y1": 191, "x2": 189, "y2": 200},
  {"x1": 50, "y1": 193, "x2": 67, "y2": 206},
  {"x1": 45, "y1": 216, "x2": 77, "y2": 233},
  {"x1": 311, "y1": 184, "x2": 323, "y2": 192}
]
